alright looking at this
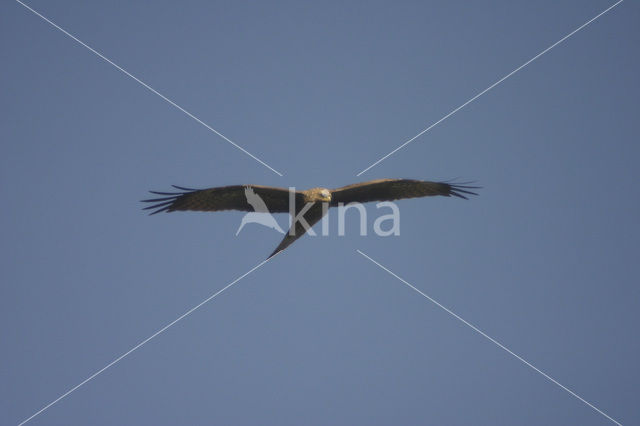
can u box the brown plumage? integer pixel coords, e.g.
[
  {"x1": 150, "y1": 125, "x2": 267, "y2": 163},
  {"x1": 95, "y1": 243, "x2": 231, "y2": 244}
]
[{"x1": 142, "y1": 179, "x2": 479, "y2": 258}]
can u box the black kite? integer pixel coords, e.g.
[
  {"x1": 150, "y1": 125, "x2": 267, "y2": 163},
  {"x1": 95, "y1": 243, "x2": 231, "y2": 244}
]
[{"x1": 142, "y1": 179, "x2": 478, "y2": 258}]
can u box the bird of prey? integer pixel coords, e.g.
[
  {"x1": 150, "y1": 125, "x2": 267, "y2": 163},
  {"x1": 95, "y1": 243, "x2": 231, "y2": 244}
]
[{"x1": 142, "y1": 178, "x2": 478, "y2": 258}]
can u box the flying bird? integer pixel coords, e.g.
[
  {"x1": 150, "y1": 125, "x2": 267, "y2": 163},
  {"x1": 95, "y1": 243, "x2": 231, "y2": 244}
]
[{"x1": 142, "y1": 179, "x2": 479, "y2": 258}]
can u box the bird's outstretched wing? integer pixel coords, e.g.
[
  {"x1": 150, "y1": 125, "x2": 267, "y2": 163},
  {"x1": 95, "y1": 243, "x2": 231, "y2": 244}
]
[
  {"x1": 244, "y1": 187, "x2": 270, "y2": 213},
  {"x1": 330, "y1": 179, "x2": 479, "y2": 206},
  {"x1": 142, "y1": 185, "x2": 298, "y2": 215}
]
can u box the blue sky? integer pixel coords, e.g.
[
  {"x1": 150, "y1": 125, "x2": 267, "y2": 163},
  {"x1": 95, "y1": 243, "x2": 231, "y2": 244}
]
[{"x1": 2, "y1": 1, "x2": 639, "y2": 425}]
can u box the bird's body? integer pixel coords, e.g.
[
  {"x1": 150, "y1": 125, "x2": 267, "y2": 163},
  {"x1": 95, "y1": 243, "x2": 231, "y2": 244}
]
[{"x1": 142, "y1": 179, "x2": 478, "y2": 258}]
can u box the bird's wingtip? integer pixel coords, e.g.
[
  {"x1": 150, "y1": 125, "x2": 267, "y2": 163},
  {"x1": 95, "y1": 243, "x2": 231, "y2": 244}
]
[{"x1": 446, "y1": 181, "x2": 481, "y2": 199}]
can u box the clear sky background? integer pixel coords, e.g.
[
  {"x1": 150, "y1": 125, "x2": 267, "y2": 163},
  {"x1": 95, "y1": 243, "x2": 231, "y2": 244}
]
[{"x1": 2, "y1": 1, "x2": 639, "y2": 425}]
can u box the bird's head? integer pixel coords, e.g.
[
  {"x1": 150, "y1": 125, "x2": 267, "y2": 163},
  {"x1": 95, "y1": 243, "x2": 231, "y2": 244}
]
[
  {"x1": 319, "y1": 188, "x2": 332, "y2": 202},
  {"x1": 306, "y1": 187, "x2": 332, "y2": 203}
]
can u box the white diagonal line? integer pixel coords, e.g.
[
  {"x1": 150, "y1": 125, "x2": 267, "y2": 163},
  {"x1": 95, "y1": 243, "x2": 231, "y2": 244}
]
[
  {"x1": 356, "y1": 249, "x2": 622, "y2": 426},
  {"x1": 18, "y1": 254, "x2": 279, "y2": 426},
  {"x1": 356, "y1": 0, "x2": 623, "y2": 176},
  {"x1": 16, "y1": 0, "x2": 284, "y2": 177}
]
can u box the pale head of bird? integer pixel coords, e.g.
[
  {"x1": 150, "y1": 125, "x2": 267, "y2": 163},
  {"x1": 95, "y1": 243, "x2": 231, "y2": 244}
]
[{"x1": 305, "y1": 187, "x2": 332, "y2": 203}]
